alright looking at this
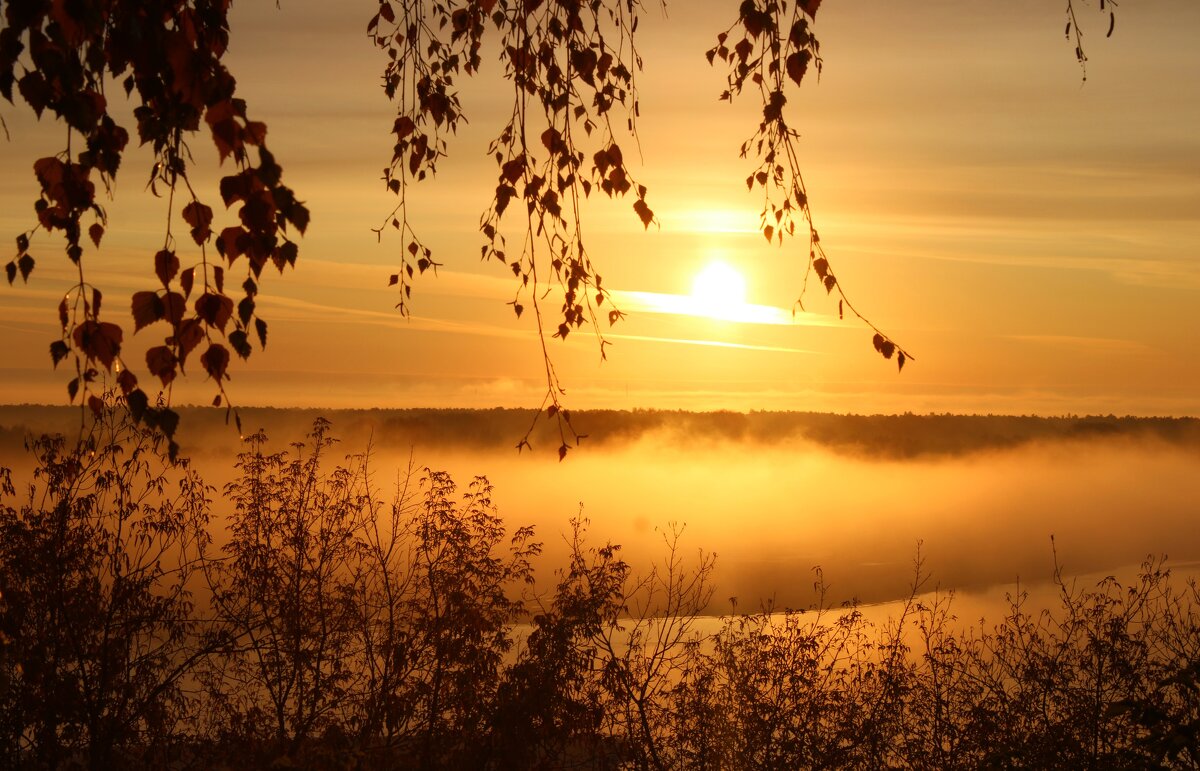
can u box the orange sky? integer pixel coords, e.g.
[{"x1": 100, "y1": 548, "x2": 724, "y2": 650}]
[{"x1": 1, "y1": 0, "x2": 1197, "y2": 415}]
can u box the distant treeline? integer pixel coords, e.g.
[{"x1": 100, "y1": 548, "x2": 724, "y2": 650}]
[{"x1": 1, "y1": 405, "x2": 1197, "y2": 459}]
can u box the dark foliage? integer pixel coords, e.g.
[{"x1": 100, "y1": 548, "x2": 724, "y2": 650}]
[
  {"x1": 0, "y1": 402, "x2": 211, "y2": 769},
  {"x1": 3, "y1": 409, "x2": 1195, "y2": 770}
]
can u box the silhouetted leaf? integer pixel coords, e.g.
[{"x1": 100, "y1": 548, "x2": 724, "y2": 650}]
[
  {"x1": 126, "y1": 387, "x2": 148, "y2": 422},
  {"x1": 740, "y1": 1, "x2": 764, "y2": 36},
  {"x1": 238, "y1": 296, "x2": 255, "y2": 325},
  {"x1": 201, "y1": 343, "x2": 230, "y2": 382},
  {"x1": 175, "y1": 319, "x2": 204, "y2": 362},
  {"x1": 763, "y1": 90, "x2": 786, "y2": 122},
  {"x1": 786, "y1": 51, "x2": 810, "y2": 87},
  {"x1": 495, "y1": 184, "x2": 515, "y2": 216},
  {"x1": 163, "y1": 292, "x2": 187, "y2": 326},
  {"x1": 286, "y1": 200, "x2": 310, "y2": 234},
  {"x1": 217, "y1": 227, "x2": 244, "y2": 262},
  {"x1": 182, "y1": 201, "x2": 214, "y2": 245},
  {"x1": 131, "y1": 291, "x2": 164, "y2": 332},
  {"x1": 155, "y1": 249, "x2": 179, "y2": 284},
  {"x1": 633, "y1": 199, "x2": 653, "y2": 229},
  {"x1": 146, "y1": 346, "x2": 178, "y2": 386},
  {"x1": 49, "y1": 340, "x2": 69, "y2": 367},
  {"x1": 593, "y1": 149, "x2": 611, "y2": 176},
  {"x1": 117, "y1": 368, "x2": 138, "y2": 395},
  {"x1": 277, "y1": 241, "x2": 299, "y2": 270},
  {"x1": 72, "y1": 320, "x2": 122, "y2": 370},
  {"x1": 501, "y1": 156, "x2": 525, "y2": 184},
  {"x1": 220, "y1": 174, "x2": 250, "y2": 206},
  {"x1": 195, "y1": 293, "x2": 233, "y2": 331},
  {"x1": 158, "y1": 407, "x2": 180, "y2": 438},
  {"x1": 229, "y1": 330, "x2": 252, "y2": 359},
  {"x1": 789, "y1": 19, "x2": 811, "y2": 47}
]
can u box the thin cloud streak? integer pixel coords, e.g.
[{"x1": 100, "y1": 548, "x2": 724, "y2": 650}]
[
  {"x1": 256, "y1": 294, "x2": 531, "y2": 341},
  {"x1": 257, "y1": 294, "x2": 819, "y2": 355},
  {"x1": 612, "y1": 289, "x2": 838, "y2": 327},
  {"x1": 607, "y1": 332, "x2": 821, "y2": 355}
]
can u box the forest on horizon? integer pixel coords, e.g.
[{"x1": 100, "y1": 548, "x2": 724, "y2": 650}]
[{"x1": 2, "y1": 405, "x2": 1197, "y2": 460}]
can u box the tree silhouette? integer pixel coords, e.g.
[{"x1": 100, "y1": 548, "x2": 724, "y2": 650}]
[
  {"x1": 2, "y1": 414, "x2": 1199, "y2": 768},
  {"x1": 0, "y1": 402, "x2": 211, "y2": 769},
  {"x1": 2, "y1": 0, "x2": 1119, "y2": 452}
]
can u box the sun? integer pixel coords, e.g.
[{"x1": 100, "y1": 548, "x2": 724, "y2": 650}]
[{"x1": 690, "y1": 261, "x2": 747, "y2": 320}]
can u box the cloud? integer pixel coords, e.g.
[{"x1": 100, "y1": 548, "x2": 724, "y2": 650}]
[
  {"x1": 606, "y1": 332, "x2": 820, "y2": 355},
  {"x1": 611, "y1": 288, "x2": 838, "y2": 327}
]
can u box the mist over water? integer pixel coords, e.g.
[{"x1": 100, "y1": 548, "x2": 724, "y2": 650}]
[
  {"x1": 436, "y1": 430, "x2": 1199, "y2": 610},
  {"x1": 2, "y1": 406, "x2": 1197, "y2": 611}
]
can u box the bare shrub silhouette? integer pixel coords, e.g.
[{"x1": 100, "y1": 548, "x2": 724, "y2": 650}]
[
  {"x1": 395, "y1": 471, "x2": 538, "y2": 769},
  {"x1": 3, "y1": 413, "x2": 1199, "y2": 769},
  {"x1": 0, "y1": 402, "x2": 211, "y2": 770},
  {"x1": 491, "y1": 516, "x2": 631, "y2": 769},
  {"x1": 665, "y1": 567, "x2": 919, "y2": 769},
  {"x1": 199, "y1": 418, "x2": 371, "y2": 765},
  {"x1": 595, "y1": 524, "x2": 716, "y2": 771},
  {"x1": 900, "y1": 555, "x2": 1200, "y2": 769},
  {"x1": 199, "y1": 420, "x2": 540, "y2": 769}
]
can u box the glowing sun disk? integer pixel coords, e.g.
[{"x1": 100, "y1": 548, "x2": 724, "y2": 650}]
[{"x1": 691, "y1": 261, "x2": 747, "y2": 319}]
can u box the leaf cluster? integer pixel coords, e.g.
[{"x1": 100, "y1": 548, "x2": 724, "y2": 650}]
[
  {"x1": 3, "y1": 0, "x2": 308, "y2": 454},
  {"x1": 371, "y1": 0, "x2": 663, "y2": 454},
  {"x1": 705, "y1": 0, "x2": 913, "y2": 370}
]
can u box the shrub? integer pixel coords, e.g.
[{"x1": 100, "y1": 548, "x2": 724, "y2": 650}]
[{"x1": 0, "y1": 404, "x2": 211, "y2": 770}]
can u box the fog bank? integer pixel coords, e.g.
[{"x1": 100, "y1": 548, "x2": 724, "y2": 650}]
[{"x1": 1, "y1": 407, "x2": 1196, "y2": 609}]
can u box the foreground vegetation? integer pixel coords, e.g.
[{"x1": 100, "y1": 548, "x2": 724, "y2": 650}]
[{"x1": 2, "y1": 408, "x2": 1199, "y2": 770}]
